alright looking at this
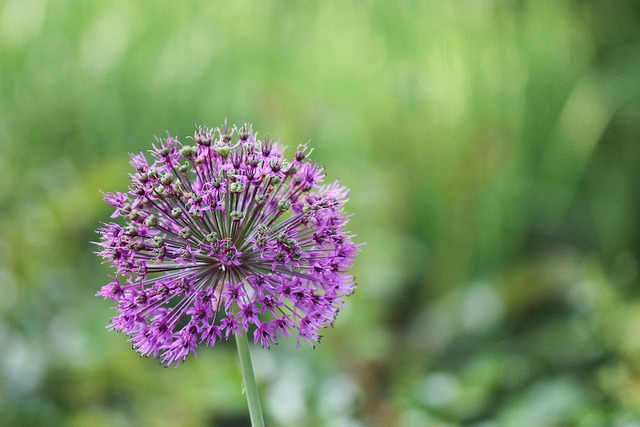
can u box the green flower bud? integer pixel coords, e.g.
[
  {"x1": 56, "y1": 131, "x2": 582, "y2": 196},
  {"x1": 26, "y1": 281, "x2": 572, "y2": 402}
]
[
  {"x1": 230, "y1": 211, "x2": 244, "y2": 222},
  {"x1": 179, "y1": 227, "x2": 192, "y2": 239},
  {"x1": 124, "y1": 225, "x2": 137, "y2": 236},
  {"x1": 216, "y1": 145, "x2": 230, "y2": 157},
  {"x1": 152, "y1": 236, "x2": 164, "y2": 247},
  {"x1": 145, "y1": 214, "x2": 158, "y2": 227},
  {"x1": 180, "y1": 145, "x2": 196, "y2": 157},
  {"x1": 195, "y1": 134, "x2": 211, "y2": 146},
  {"x1": 129, "y1": 209, "x2": 144, "y2": 222},
  {"x1": 160, "y1": 173, "x2": 173, "y2": 185},
  {"x1": 278, "y1": 199, "x2": 291, "y2": 212},
  {"x1": 229, "y1": 182, "x2": 244, "y2": 193},
  {"x1": 131, "y1": 241, "x2": 145, "y2": 251},
  {"x1": 285, "y1": 238, "x2": 297, "y2": 249},
  {"x1": 154, "y1": 246, "x2": 167, "y2": 258},
  {"x1": 205, "y1": 232, "x2": 219, "y2": 243}
]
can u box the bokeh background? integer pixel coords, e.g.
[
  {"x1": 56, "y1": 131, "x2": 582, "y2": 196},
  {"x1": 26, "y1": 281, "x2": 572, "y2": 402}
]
[{"x1": 2, "y1": 0, "x2": 640, "y2": 426}]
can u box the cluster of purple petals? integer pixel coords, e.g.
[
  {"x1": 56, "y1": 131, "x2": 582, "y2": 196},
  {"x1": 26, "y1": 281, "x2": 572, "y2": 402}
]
[{"x1": 96, "y1": 123, "x2": 359, "y2": 366}]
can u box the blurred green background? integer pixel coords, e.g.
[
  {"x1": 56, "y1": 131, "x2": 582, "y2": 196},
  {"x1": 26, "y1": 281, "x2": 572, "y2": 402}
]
[{"x1": 2, "y1": 0, "x2": 640, "y2": 426}]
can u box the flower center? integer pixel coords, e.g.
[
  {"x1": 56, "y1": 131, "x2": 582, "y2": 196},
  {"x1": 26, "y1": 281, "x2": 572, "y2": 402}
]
[{"x1": 207, "y1": 238, "x2": 243, "y2": 269}]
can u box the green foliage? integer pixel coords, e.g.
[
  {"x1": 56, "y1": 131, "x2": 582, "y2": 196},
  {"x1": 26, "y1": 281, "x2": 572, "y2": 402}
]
[{"x1": 2, "y1": 0, "x2": 640, "y2": 425}]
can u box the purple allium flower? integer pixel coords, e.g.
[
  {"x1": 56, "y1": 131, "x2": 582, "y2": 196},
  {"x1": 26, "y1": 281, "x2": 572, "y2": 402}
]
[{"x1": 96, "y1": 122, "x2": 360, "y2": 366}]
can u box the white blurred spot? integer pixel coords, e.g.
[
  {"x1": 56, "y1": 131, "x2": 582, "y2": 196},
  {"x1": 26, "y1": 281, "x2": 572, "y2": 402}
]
[
  {"x1": 421, "y1": 371, "x2": 459, "y2": 408},
  {"x1": 3, "y1": 336, "x2": 45, "y2": 395},
  {"x1": 49, "y1": 314, "x2": 88, "y2": 365},
  {"x1": 318, "y1": 373, "x2": 359, "y2": 415},
  {"x1": 500, "y1": 378, "x2": 585, "y2": 427},
  {"x1": 459, "y1": 282, "x2": 504, "y2": 333},
  {"x1": 152, "y1": 29, "x2": 214, "y2": 89},
  {"x1": 413, "y1": 305, "x2": 455, "y2": 354},
  {"x1": 1, "y1": 0, "x2": 47, "y2": 47},
  {"x1": 80, "y1": 9, "x2": 130, "y2": 77},
  {"x1": 266, "y1": 357, "x2": 309, "y2": 424},
  {"x1": 251, "y1": 347, "x2": 277, "y2": 382},
  {"x1": 566, "y1": 279, "x2": 597, "y2": 314}
]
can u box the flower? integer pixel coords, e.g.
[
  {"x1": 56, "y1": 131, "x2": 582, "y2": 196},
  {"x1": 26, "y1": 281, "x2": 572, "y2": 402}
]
[{"x1": 96, "y1": 122, "x2": 360, "y2": 366}]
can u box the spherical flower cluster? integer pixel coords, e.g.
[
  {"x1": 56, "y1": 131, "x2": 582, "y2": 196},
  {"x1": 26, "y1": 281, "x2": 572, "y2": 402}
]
[{"x1": 96, "y1": 122, "x2": 359, "y2": 366}]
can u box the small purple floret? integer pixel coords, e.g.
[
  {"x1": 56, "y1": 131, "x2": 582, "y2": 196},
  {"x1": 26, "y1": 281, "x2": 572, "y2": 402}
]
[{"x1": 95, "y1": 122, "x2": 360, "y2": 366}]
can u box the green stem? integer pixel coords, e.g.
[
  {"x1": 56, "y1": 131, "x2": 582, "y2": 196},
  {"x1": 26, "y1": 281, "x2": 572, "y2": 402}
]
[{"x1": 235, "y1": 332, "x2": 265, "y2": 427}]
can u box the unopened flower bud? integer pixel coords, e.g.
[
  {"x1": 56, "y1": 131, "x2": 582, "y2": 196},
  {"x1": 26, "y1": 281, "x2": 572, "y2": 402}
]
[
  {"x1": 229, "y1": 182, "x2": 244, "y2": 193},
  {"x1": 180, "y1": 145, "x2": 197, "y2": 157},
  {"x1": 230, "y1": 211, "x2": 244, "y2": 222},
  {"x1": 179, "y1": 227, "x2": 192, "y2": 239},
  {"x1": 195, "y1": 134, "x2": 211, "y2": 146},
  {"x1": 278, "y1": 200, "x2": 291, "y2": 212},
  {"x1": 160, "y1": 173, "x2": 173, "y2": 185},
  {"x1": 145, "y1": 214, "x2": 158, "y2": 227},
  {"x1": 216, "y1": 145, "x2": 230, "y2": 157}
]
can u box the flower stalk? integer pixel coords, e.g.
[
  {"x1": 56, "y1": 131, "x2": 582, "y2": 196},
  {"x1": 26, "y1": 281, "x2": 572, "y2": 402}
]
[{"x1": 236, "y1": 332, "x2": 265, "y2": 427}]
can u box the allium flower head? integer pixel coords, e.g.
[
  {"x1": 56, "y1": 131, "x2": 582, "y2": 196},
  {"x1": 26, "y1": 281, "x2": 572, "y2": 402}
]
[{"x1": 96, "y1": 122, "x2": 360, "y2": 366}]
